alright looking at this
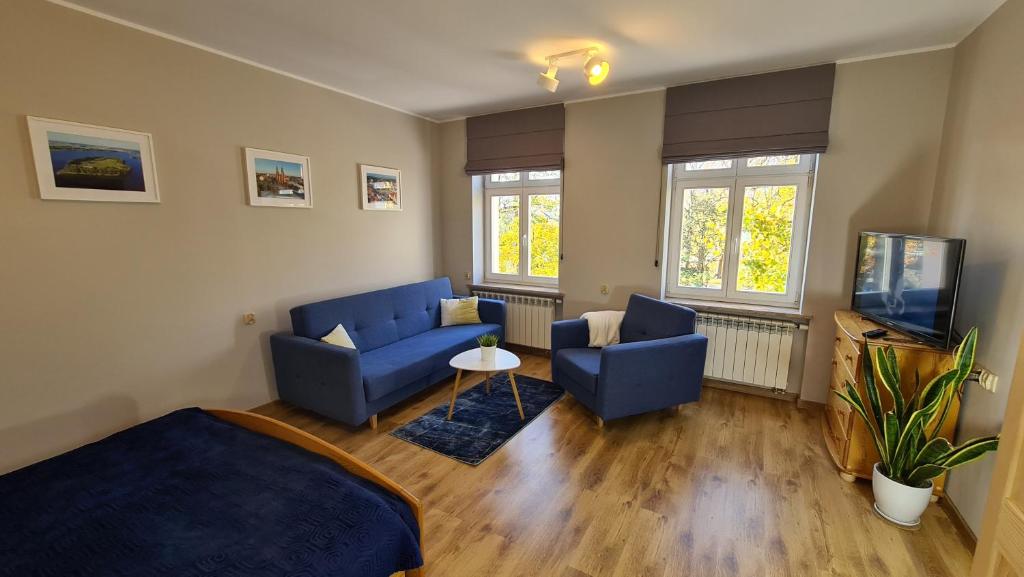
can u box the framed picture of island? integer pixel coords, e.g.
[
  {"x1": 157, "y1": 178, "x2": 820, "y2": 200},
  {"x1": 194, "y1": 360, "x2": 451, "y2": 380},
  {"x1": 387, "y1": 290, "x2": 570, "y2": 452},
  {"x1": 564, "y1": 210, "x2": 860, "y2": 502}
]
[
  {"x1": 244, "y1": 147, "x2": 312, "y2": 208},
  {"x1": 359, "y1": 164, "x2": 402, "y2": 211},
  {"x1": 27, "y1": 116, "x2": 160, "y2": 203}
]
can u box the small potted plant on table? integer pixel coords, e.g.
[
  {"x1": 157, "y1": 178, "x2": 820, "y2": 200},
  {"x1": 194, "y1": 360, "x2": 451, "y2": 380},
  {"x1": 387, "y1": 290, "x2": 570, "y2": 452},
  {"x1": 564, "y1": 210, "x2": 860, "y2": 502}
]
[
  {"x1": 835, "y1": 328, "x2": 1000, "y2": 527},
  {"x1": 477, "y1": 333, "x2": 499, "y2": 362}
]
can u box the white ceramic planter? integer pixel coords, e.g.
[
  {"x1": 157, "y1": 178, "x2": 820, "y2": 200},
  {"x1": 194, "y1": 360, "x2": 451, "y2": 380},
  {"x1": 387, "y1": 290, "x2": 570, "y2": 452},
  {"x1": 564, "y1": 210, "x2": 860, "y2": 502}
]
[
  {"x1": 480, "y1": 345, "x2": 496, "y2": 362},
  {"x1": 872, "y1": 462, "x2": 934, "y2": 527}
]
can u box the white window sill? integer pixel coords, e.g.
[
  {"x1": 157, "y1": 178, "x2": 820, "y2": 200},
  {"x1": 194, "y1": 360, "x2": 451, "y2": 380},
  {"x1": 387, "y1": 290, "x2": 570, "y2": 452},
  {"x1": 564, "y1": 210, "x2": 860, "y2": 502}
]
[{"x1": 666, "y1": 297, "x2": 811, "y2": 326}]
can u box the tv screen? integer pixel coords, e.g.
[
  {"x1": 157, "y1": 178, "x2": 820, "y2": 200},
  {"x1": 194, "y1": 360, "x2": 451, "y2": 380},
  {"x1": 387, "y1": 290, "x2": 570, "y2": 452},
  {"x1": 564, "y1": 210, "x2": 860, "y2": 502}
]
[{"x1": 851, "y1": 232, "x2": 965, "y2": 348}]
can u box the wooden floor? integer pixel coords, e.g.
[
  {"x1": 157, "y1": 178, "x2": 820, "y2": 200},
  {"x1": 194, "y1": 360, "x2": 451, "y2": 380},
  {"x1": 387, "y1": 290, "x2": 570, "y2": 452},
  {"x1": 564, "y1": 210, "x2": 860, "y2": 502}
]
[{"x1": 254, "y1": 353, "x2": 973, "y2": 577}]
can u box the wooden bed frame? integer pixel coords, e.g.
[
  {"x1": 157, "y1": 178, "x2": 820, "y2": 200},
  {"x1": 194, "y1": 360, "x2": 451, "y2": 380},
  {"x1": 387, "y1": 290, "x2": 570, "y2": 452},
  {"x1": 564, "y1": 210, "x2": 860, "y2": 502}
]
[{"x1": 207, "y1": 409, "x2": 424, "y2": 577}]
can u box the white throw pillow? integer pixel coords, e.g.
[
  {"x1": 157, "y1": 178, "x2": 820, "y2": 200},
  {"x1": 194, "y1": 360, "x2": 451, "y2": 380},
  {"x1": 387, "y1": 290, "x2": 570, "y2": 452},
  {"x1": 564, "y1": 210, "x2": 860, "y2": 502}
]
[
  {"x1": 581, "y1": 310, "x2": 626, "y2": 347},
  {"x1": 321, "y1": 323, "x2": 356, "y2": 349},
  {"x1": 440, "y1": 296, "x2": 482, "y2": 326}
]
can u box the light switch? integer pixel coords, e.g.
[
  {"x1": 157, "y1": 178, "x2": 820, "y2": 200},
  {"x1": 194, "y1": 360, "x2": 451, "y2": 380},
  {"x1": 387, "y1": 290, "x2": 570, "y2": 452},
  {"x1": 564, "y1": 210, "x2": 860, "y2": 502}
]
[
  {"x1": 600, "y1": 284, "x2": 609, "y2": 295},
  {"x1": 242, "y1": 312, "x2": 256, "y2": 326}
]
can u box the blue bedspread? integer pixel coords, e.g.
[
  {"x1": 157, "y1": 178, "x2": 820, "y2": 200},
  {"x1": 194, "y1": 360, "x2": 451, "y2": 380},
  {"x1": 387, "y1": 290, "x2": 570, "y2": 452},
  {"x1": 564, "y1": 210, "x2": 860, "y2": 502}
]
[{"x1": 0, "y1": 408, "x2": 422, "y2": 577}]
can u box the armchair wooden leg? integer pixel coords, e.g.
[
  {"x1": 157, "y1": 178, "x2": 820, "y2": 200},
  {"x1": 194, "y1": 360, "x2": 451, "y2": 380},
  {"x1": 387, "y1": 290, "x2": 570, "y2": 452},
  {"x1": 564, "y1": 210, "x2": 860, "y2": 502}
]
[
  {"x1": 594, "y1": 415, "x2": 604, "y2": 429},
  {"x1": 369, "y1": 414, "x2": 378, "y2": 431}
]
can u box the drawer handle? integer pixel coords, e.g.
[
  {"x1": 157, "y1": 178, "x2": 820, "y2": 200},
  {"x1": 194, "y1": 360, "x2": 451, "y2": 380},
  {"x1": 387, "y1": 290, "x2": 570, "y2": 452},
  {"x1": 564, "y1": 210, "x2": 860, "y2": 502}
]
[
  {"x1": 845, "y1": 354, "x2": 853, "y2": 362},
  {"x1": 835, "y1": 337, "x2": 841, "y2": 343}
]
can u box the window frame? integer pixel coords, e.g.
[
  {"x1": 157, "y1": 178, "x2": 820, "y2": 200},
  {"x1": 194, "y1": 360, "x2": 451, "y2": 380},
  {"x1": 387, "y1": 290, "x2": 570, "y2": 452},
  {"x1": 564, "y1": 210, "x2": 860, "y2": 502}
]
[
  {"x1": 483, "y1": 170, "x2": 561, "y2": 286},
  {"x1": 665, "y1": 155, "x2": 815, "y2": 307}
]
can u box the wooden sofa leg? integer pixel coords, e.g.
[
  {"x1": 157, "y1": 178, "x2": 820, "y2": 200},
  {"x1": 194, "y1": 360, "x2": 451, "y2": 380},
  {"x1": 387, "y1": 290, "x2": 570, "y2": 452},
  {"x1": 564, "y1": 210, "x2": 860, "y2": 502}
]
[
  {"x1": 594, "y1": 415, "x2": 604, "y2": 429},
  {"x1": 369, "y1": 414, "x2": 378, "y2": 431}
]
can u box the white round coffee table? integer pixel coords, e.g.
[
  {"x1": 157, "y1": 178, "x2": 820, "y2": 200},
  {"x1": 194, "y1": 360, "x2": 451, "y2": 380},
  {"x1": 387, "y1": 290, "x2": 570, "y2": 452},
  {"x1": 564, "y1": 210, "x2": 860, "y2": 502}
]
[{"x1": 446, "y1": 347, "x2": 524, "y2": 422}]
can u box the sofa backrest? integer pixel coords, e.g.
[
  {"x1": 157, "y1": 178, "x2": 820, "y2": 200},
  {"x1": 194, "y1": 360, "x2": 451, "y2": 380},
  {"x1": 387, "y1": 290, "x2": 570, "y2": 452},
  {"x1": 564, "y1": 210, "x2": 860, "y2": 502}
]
[
  {"x1": 289, "y1": 277, "x2": 454, "y2": 352},
  {"x1": 620, "y1": 294, "x2": 696, "y2": 343}
]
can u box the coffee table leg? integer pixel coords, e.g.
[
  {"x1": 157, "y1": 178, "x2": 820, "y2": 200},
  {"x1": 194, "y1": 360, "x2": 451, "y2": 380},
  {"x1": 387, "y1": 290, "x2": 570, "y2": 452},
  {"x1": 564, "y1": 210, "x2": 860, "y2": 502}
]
[
  {"x1": 485, "y1": 372, "x2": 491, "y2": 395},
  {"x1": 446, "y1": 369, "x2": 463, "y2": 421},
  {"x1": 507, "y1": 371, "x2": 525, "y2": 421}
]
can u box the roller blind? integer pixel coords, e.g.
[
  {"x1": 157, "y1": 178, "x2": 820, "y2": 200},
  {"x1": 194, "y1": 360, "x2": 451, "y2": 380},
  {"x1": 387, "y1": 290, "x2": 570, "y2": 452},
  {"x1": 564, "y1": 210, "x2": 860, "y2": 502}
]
[
  {"x1": 662, "y1": 63, "x2": 836, "y2": 164},
  {"x1": 465, "y1": 104, "x2": 564, "y2": 175}
]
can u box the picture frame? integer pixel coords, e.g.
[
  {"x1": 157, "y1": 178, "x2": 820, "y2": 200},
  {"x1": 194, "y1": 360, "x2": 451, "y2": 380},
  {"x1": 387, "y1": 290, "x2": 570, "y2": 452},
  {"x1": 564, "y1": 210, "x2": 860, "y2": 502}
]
[
  {"x1": 26, "y1": 116, "x2": 160, "y2": 203},
  {"x1": 359, "y1": 164, "x2": 402, "y2": 211},
  {"x1": 244, "y1": 147, "x2": 312, "y2": 208}
]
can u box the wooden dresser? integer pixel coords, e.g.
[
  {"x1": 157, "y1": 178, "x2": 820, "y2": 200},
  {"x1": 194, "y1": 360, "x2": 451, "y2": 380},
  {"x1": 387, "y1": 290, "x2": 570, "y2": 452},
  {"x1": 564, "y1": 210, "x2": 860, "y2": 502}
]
[{"x1": 823, "y1": 310, "x2": 961, "y2": 496}]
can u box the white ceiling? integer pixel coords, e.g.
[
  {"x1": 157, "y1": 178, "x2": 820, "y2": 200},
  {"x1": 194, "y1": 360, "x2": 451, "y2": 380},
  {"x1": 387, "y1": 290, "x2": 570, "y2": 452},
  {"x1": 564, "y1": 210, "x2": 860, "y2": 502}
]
[{"x1": 57, "y1": 0, "x2": 1004, "y2": 121}]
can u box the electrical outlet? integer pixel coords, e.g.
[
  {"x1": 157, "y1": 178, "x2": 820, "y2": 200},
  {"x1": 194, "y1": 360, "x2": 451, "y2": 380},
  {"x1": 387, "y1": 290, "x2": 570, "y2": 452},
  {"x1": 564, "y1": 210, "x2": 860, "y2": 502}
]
[
  {"x1": 600, "y1": 284, "x2": 609, "y2": 295},
  {"x1": 242, "y1": 312, "x2": 256, "y2": 326},
  {"x1": 978, "y1": 368, "x2": 998, "y2": 392}
]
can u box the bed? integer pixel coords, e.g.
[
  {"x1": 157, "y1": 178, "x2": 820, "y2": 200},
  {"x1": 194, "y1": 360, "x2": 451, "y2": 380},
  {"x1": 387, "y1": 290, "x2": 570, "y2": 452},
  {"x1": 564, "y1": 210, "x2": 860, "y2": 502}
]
[{"x1": 0, "y1": 407, "x2": 424, "y2": 577}]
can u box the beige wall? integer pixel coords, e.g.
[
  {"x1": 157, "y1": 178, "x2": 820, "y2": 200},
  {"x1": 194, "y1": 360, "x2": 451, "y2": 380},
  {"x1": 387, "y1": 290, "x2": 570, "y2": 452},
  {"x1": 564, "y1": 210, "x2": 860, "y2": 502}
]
[
  {"x1": 0, "y1": 0, "x2": 439, "y2": 473},
  {"x1": 928, "y1": 0, "x2": 1024, "y2": 534},
  {"x1": 439, "y1": 52, "x2": 954, "y2": 398},
  {"x1": 560, "y1": 92, "x2": 666, "y2": 317},
  {"x1": 800, "y1": 50, "x2": 954, "y2": 403},
  {"x1": 438, "y1": 119, "x2": 477, "y2": 295}
]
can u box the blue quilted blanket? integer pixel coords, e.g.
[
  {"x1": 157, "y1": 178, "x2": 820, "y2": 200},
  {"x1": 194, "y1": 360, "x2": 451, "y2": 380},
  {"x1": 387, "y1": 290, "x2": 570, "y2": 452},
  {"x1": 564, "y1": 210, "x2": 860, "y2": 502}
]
[{"x1": 0, "y1": 408, "x2": 422, "y2": 577}]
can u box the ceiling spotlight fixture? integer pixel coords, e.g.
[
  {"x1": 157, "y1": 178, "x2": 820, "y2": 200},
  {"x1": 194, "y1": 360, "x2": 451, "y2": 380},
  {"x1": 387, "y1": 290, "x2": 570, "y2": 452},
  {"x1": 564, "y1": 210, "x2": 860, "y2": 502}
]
[
  {"x1": 583, "y1": 52, "x2": 610, "y2": 86},
  {"x1": 536, "y1": 46, "x2": 610, "y2": 93},
  {"x1": 538, "y1": 63, "x2": 559, "y2": 93}
]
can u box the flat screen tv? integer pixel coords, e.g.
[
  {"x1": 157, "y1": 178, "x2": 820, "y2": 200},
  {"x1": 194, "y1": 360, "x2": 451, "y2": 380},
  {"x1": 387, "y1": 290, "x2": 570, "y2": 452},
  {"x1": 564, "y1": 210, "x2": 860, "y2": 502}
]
[{"x1": 851, "y1": 232, "x2": 966, "y2": 349}]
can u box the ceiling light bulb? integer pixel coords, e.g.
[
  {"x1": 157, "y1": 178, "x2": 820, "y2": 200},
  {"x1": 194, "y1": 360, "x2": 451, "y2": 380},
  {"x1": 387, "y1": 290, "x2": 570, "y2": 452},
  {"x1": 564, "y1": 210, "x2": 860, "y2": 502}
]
[
  {"x1": 537, "y1": 63, "x2": 559, "y2": 93},
  {"x1": 583, "y1": 53, "x2": 610, "y2": 86}
]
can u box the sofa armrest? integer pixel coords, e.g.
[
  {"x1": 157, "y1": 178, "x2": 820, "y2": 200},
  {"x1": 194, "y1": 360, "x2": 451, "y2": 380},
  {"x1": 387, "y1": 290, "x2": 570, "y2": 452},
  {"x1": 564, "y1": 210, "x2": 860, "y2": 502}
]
[
  {"x1": 269, "y1": 332, "x2": 369, "y2": 426},
  {"x1": 598, "y1": 334, "x2": 708, "y2": 412},
  {"x1": 477, "y1": 297, "x2": 506, "y2": 327},
  {"x1": 552, "y1": 319, "x2": 590, "y2": 354}
]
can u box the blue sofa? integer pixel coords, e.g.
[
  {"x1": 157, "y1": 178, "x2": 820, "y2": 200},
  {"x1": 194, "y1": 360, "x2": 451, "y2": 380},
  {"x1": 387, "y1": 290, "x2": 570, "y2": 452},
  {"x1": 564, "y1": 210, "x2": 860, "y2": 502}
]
[
  {"x1": 551, "y1": 294, "x2": 708, "y2": 423},
  {"x1": 270, "y1": 278, "x2": 506, "y2": 428}
]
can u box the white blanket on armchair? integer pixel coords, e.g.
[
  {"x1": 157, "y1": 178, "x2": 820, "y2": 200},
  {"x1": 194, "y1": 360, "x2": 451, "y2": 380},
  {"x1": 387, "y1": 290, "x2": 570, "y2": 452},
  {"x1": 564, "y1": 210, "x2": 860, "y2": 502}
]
[{"x1": 581, "y1": 310, "x2": 626, "y2": 347}]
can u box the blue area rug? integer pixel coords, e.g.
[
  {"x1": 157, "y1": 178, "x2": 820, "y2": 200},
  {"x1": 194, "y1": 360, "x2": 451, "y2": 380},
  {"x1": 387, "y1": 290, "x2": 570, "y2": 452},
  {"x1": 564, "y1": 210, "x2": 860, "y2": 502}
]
[{"x1": 391, "y1": 373, "x2": 563, "y2": 466}]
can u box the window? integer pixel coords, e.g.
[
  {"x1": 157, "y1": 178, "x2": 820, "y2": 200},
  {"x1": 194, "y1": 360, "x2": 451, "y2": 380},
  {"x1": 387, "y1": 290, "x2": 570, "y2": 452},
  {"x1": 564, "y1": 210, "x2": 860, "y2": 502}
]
[
  {"x1": 666, "y1": 155, "x2": 814, "y2": 306},
  {"x1": 484, "y1": 170, "x2": 561, "y2": 285}
]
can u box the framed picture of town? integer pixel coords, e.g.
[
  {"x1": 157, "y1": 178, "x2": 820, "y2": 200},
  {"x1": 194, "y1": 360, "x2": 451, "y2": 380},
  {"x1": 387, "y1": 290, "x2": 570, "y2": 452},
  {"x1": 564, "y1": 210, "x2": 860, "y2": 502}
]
[
  {"x1": 244, "y1": 147, "x2": 312, "y2": 208},
  {"x1": 27, "y1": 116, "x2": 160, "y2": 203},
  {"x1": 359, "y1": 164, "x2": 402, "y2": 211}
]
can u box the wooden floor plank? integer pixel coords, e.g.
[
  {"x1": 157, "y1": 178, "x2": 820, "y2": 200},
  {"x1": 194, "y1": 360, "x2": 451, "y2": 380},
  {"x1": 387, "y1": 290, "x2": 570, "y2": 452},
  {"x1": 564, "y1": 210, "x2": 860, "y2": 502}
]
[{"x1": 254, "y1": 353, "x2": 972, "y2": 577}]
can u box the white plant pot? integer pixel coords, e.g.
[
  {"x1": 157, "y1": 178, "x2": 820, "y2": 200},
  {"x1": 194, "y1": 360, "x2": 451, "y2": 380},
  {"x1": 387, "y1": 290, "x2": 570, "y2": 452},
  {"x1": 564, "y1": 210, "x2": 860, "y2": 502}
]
[
  {"x1": 872, "y1": 462, "x2": 934, "y2": 527},
  {"x1": 480, "y1": 345, "x2": 496, "y2": 362}
]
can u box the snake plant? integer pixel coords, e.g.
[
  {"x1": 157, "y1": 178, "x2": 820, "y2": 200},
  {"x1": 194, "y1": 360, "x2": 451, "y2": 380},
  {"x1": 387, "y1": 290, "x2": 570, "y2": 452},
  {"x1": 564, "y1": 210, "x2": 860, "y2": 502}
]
[
  {"x1": 834, "y1": 327, "x2": 999, "y2": 488},
  {"x1": 477, "y1": 333, "x2": 499, "y2": 348}
]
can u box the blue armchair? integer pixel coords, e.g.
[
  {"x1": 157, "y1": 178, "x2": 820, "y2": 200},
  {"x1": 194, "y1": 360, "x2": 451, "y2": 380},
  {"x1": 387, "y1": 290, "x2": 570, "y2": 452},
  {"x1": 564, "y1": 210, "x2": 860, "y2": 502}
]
[{"x1": 551, "y1": 294, "x2": 708, "y2": 424}]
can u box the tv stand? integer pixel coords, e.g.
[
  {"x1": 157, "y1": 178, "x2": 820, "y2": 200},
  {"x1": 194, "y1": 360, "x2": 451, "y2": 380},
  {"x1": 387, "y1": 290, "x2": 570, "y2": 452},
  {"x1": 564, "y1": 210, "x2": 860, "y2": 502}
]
[{"x1": 822, "y1": 310, "x2": 961, "y2": 495}]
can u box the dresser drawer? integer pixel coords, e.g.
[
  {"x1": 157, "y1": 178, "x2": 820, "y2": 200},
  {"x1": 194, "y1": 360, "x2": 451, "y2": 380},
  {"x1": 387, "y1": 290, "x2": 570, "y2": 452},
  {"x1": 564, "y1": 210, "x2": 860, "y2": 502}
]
[
  {"x1": 834, "y1": 326, "x2": 861, "y2": 376},
  {"x1": 827, "y1": 360, "x2": 853, "y2": 441}
]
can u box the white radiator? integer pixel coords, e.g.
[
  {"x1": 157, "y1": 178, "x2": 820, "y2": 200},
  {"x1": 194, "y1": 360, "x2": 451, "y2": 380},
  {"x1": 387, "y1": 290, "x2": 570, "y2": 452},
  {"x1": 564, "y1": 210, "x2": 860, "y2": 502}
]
[
  {"x1": 472, "y1": 291, "x2": 556, "y2": 350},
  {"x1": 695, "y1": 313, "x2": 796, "y2": 391}
]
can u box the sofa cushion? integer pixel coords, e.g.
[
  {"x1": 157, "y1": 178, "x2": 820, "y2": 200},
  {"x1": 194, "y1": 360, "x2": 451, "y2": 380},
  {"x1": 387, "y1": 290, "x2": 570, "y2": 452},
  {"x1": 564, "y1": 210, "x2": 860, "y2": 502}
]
[
  {"x1": 361, "y1": 323, "x2": 503, "y2": 401},
  {"x1": 289, "y1": 278, "x2": 453, "y2": 353},
  {"x1": 554, "y1": 347, "x2": 602, "y2": 394},
  {"x1": 620, "y1": 294, "x2": 696, "y2": 343},
  {"x1": 321, "y1": 324, "x2": 356, "y2": 349}
]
